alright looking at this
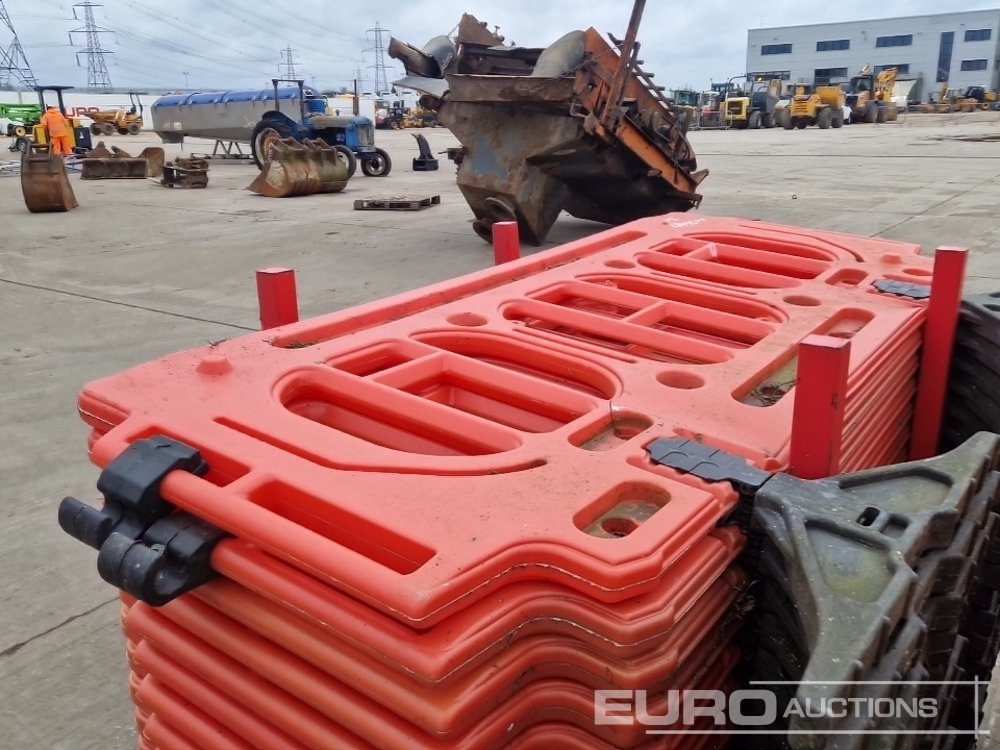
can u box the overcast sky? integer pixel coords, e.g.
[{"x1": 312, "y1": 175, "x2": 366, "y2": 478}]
[{"x1": 5, "y1": 0, "x2": 999, "y2": 93}]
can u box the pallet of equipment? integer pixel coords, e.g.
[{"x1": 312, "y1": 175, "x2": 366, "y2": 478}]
[{"x1": 353, "y1": 194, "x2": 441, "y2": 211}]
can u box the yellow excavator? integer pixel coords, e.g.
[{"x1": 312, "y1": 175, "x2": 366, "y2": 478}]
[{"x1": 845, "y1": 65, "x2": 898, "y2": 123}]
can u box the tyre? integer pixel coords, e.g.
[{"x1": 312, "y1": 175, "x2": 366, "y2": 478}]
[
  {"x1": 783, "y1": 112, "x2": 794, "y2": 130},
  {"x1": 360, "y1": 147, "x2": 392, "y2": 177},
  {"x1": 90, "y1": 123, "x2": 101, "y2": 135},
  {"x1": 876, "y1": 105, "x2": 887, "y2": 123},
  {"x1": 250, "y1": 119, "x2": 296, "y2": 169},
  {"x1": 864, "y1": 101, "x2": 878, "y2": 123},
  {"x1": 15, "y1": 136, "x2": 29, "y2": 154},
  {"x1": 101, "y1": 122, "x2": 116, "y2": 136},
  {"x1": 885, "y1": 106, "x2": 898, "y2": 122},
  {"x1": 127, "y1": 123, "x2": 141, "y2": 135},
  {"x1": 333, "y1": 145, "x2": 357, "y2": 177},
  {"x1": 993, "y1": 102, "x2": 1000, "y2": 111},
  {"x1": 749, "y1": 111, "x2": 762, "y2": 129},
  {"x1": 817, "y1": 108, "x2": 832, "y2": 129},
  {"x1": 13, "y1": 124, "x2": 27, "y2": 138},
  {"x1": 761, "y1": 112, "x2": 774, "y2": 129},
  {"x1": 832, "y1": 111, "x2": 844, "y2": 128},
  {"x1": 795, "y1": 120, "x2": 807, "y2": 129}
]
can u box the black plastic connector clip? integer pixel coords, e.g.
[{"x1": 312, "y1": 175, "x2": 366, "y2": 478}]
[
  {"x1": 645, "y1": 438, "x2": 774, "y2": 495},
  {"x1": 873, "y1": 279, "x2": 932, "y2": 300},
  {"x1": 59, "y1": 435, "x2": 208, "y2": 550},
  {"x1": 97, "y1": 512, "x2": 226, "y2": 606},
  {"x1": 58, "y1": 435, "x2": 224, "y2": 606}
]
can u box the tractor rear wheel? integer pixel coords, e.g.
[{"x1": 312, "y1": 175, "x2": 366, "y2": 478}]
[
  {"x1": 782, "y1": 112, "x2": 794, "y2": 130},
  {"x1": 876, "y1": 105, "x2": 887, "y2": 123},
  {"x1": 817, "y1": 108, "x2": 833, "y2": 129},
  {"x1": 832, "y1": 110, "x2": 844, "y2": 128},
  {"x1": 102, "y1": 122, "x2": 116, "y2": 136},
  {"x1": 761, "y1": 112, "x2": 774, "y2": 129},
  {"x1": 864, "y1": 101, "x2": 878, "y2": 123},
  {"x1": 251, "y1": 119, "x2": 295, "y2": 169},
  {"x1": 749, "y1": 111, "x2": 762, "y2": 129},
  {"x1": 127, "y1": 123, "x2": 141, "y2": 135},
  {"x1": 333, "y1": 145, "x2": 357, "y2": 177},
  {"x1": 795, "y1": 120, "x2": 807, "y2": 129},
  {"x1": 90, "y1": 123, "x2": 101, "y2": 135},
  {"x1": 361, "y1": 148, "x2": 392, "y2": 177}
]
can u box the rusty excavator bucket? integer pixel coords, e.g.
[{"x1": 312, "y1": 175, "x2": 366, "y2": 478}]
[
  {"x1": 21, "y1": 149, "x2": 78, "y2": 213},
  {"x1": 247, "y1": 138, "x2": 349, "y2": 198},
  {"x1": 80, "y1": 142, "x2": 165, "y2": 179},
  {"x1": 389, "y1": 1, "x2": 707, "y2": 245}
]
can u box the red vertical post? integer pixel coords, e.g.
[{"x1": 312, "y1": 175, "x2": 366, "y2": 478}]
[
  {"x1": 789, "y1": 335, "x2": 852, "y2": 479},
  {"x1": 256, "y1": 268, "x2": 299, "y2": 330},
  {"x1": 493, "y1": 221, "x2": 521, "y2": 265},
  {"x1": 909, "y1": 246, "x2": 968, "y2": 460}
]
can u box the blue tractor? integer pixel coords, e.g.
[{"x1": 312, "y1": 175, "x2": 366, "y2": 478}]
[{"x1": 250, "y1": 78, "x2": 391, "y2": 177}]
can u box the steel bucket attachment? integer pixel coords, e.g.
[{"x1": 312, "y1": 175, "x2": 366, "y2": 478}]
[
  {"x1": 21, "y1": 149, "x2": 78, "y2": 213},
  {"x1": 247, "y1": 138, "x2": 349, "y2": 198},
  {"x1": 391, "y1": 12, "x2": 706, "y2": 245},
  {"x1": 80, "y1": 142, "x2": 165, "y2": 179},
  {"x1": 139, "y1": 147, "x2": 165, "y2": 178}
]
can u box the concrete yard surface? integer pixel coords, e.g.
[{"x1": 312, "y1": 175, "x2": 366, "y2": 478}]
[{"x1": 2, "y1": 114, "x2": 1000, "y2": 748}]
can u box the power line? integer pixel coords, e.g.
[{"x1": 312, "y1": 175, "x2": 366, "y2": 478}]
[
  {"x1": 0, "y1": 1, "x2": 37, "y2": 88},
  {"x1": 365, "y1": 21, "x2": 390, "y2": 95},
  {"x1": 69, "y1": 2, "x2": 114, "y2": 91}
]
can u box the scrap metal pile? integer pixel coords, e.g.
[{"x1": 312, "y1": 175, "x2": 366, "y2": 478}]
[
  {"x1": 389, "y1": 2, "x2": 706, "y2": 244},
  {"x1": 58, "y1": 214, "x2": 1000, "y2": 747}
]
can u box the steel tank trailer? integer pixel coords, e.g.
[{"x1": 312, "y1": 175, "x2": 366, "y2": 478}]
[{"x1": 151, "y1": 79, "x2": 391, "y2": 177}]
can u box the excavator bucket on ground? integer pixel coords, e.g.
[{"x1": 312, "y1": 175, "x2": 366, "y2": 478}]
[
  {"x1": 247, "y1": 138, "x2": 349, "y2": 198},
  {"x1": 389, "y1": 3, "x2": 707, "y2": 245},
  {"x1": 21, "y1": 149, "x2": 78, "y2": 213},
  {"x1": 80, "y1": 142, "x2": 165, "y2": 179}
]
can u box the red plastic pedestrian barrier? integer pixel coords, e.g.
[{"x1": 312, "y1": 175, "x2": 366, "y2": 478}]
[
  {"x1": 63, "y1": 213, "x2": 949, "y2": 750},
  {"x1": 128, "y1": 594, "x2": 740, "y2": 749},
  {"x1": 209, "y1": 527, "x2": 745, "y2": 683}
]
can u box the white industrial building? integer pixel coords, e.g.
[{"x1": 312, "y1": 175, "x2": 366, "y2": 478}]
[{"x1": 746, "y1": 9, "x2": 1000, "y2": 99}]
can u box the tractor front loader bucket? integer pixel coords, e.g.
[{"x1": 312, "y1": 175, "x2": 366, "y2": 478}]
[
  {"x1": 21, "y1": 149, "x2": 78, "y2": 213},
  {"x1": 80, "y1": 143, "x2": 165, "y2": 180},
  {"x1": 247, "y1": 138, "x2": 349, "y2": 198}
]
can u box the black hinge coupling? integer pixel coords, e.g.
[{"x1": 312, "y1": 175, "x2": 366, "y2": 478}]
[{"x1": 58, "y1": 435, "x2": 226, "y2": 606}]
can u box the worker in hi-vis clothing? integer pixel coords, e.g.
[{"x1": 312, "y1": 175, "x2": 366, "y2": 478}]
[{"x1": 40, "y1": 106, "x2": 72, "y2": 156}]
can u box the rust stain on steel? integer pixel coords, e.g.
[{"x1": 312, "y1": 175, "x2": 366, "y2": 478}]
[
  {"x1": 21, "y1": 149, "x2": 78, "y2": 213},
  {"x1": 389, "y1": 7, "x2": 706, "y2": 245}
]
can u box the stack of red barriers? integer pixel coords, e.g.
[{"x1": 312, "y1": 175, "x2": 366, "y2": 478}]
[{"x1": 68, "y1": 215, "x2": 940, "y2": 749}]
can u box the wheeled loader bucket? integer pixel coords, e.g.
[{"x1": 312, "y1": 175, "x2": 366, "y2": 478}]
[
  {"x1": 247, "y1": 138, "x2": 349, "y2": 198},
  {"x1": 21, "y1": 149, "x2": 78, "y2": 213},
  {"x1": 80, "y1": 144, "x2": 165, "y2": 179}
]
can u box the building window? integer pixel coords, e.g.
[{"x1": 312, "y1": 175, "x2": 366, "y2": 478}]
[
  {"x1": 748, "y1": 70, "x2": 791, "y2": 81},
  {"x1": 874, "y1": 64, "x2": 910, "y2": 75},
  {"x1": 816, "y1": 39, "x2": 850, "y2": 52},
  {"x1": 961, "y1": 59, "x2": 989, "y2": 71},
  {"x1": 875, "y1": 34, "x2": 913, "y2": 48},
  {"x1": 761, "y1": 43, "x2": 792, "y2": 55},
  {"x1": 814, "y1": 67, "x2": 849, "y2": 85},
  {"x1": 965, "y1": 29, "x2": 992, "y2": 42},
  {"x1": 937, "y1": 31, "x2": 954, "y2": 82}
]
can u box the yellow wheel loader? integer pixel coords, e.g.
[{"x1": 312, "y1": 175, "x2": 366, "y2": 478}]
[{"x1": 846, "y1": 65, "x2": 898, "y2": 123}]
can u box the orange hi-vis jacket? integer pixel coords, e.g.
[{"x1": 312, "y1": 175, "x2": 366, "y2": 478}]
[{"x1": 41, "y1": 108, "x2": 70, "y2": 138}]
